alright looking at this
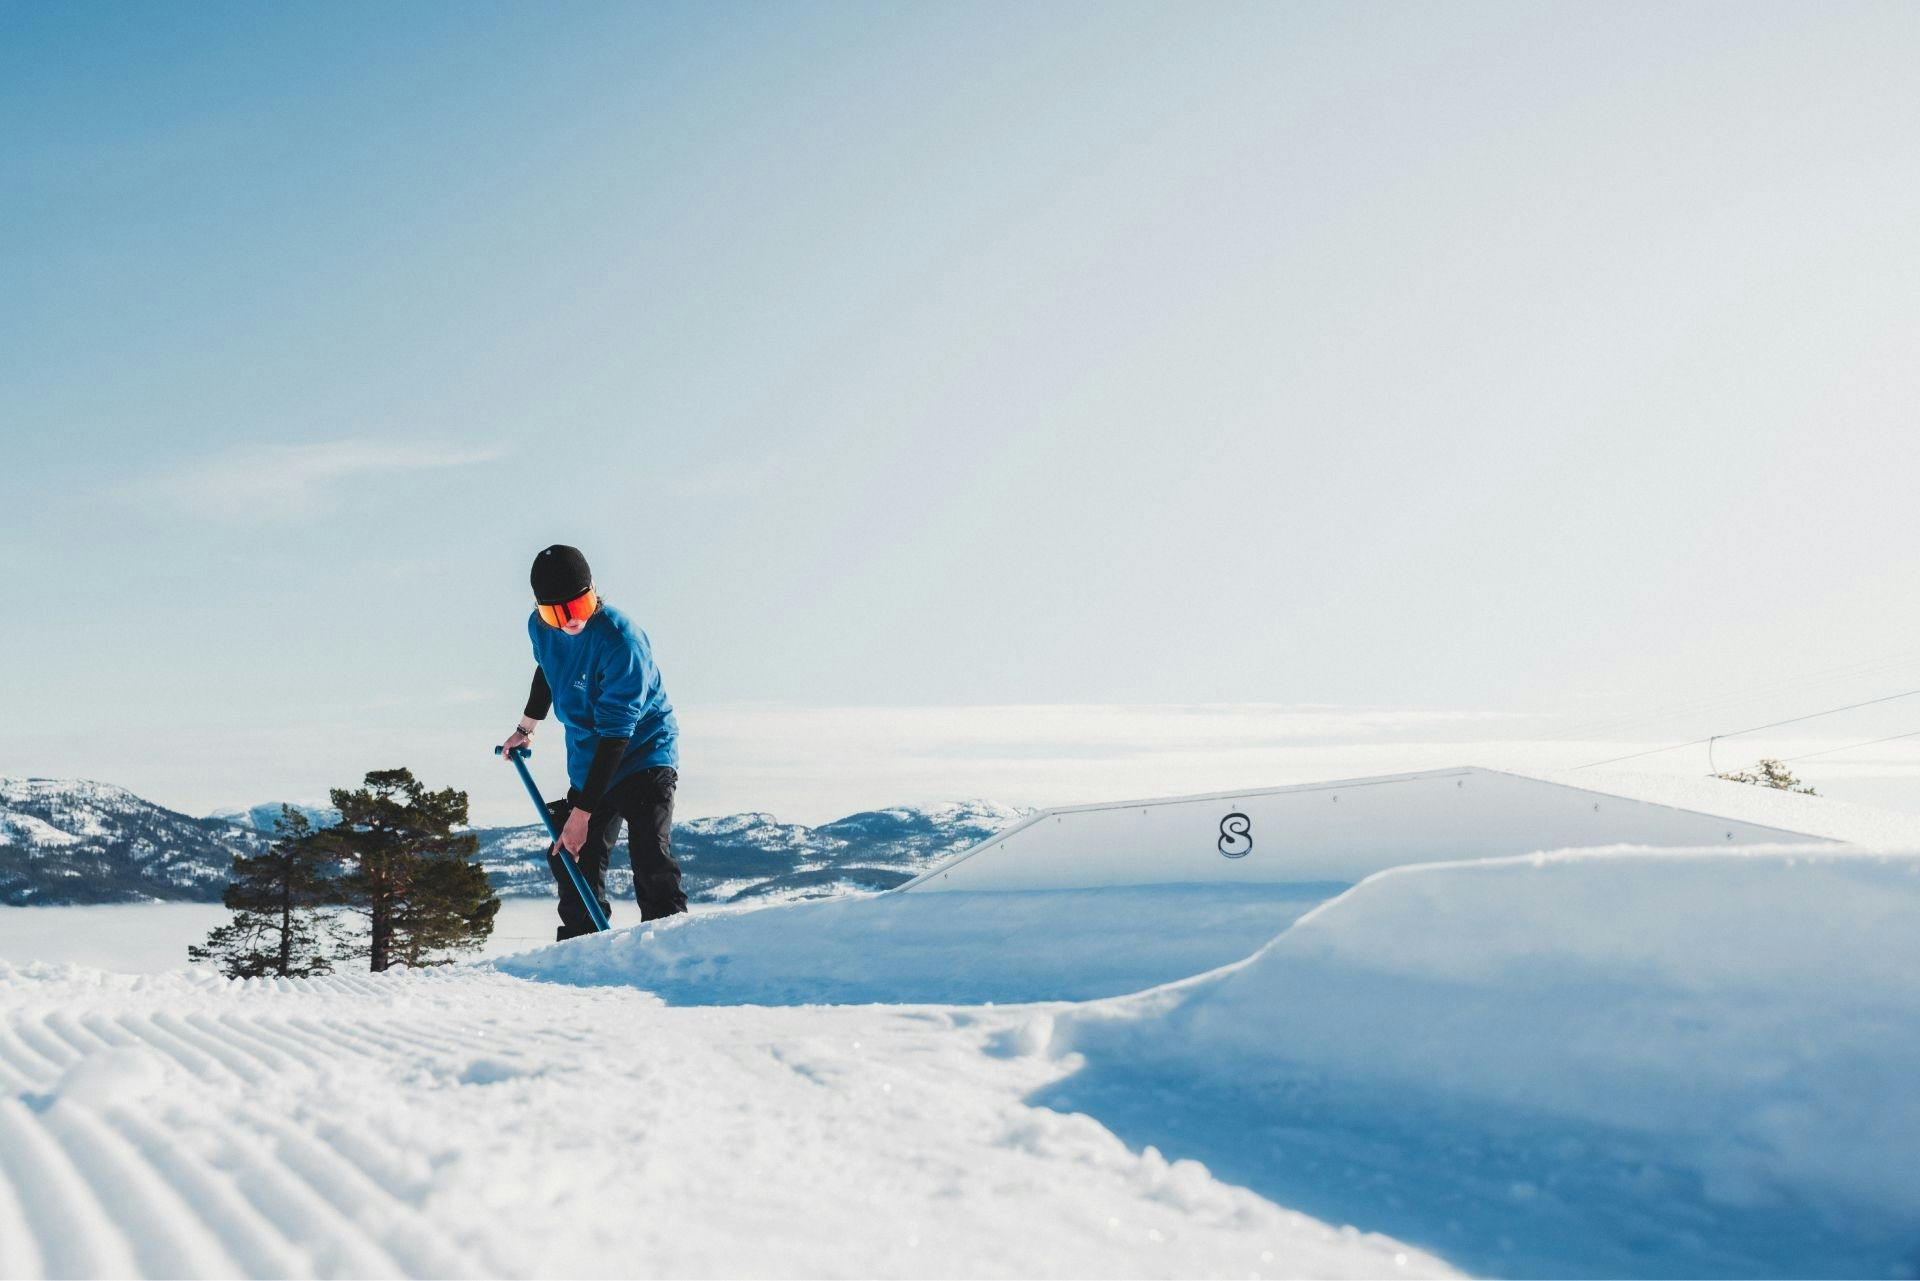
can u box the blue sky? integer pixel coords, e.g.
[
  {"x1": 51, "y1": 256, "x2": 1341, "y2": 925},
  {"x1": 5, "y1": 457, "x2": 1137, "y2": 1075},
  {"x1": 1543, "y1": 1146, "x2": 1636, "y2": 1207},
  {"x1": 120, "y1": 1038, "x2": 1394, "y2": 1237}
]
[{"x1": 5, "y1": 2, "x2": 1920, "y2": 823}]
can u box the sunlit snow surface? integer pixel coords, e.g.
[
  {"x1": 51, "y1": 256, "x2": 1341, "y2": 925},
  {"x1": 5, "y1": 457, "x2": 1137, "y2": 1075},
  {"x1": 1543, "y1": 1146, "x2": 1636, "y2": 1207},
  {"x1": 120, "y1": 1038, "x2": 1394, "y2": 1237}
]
[
  {"x1": 0, "y1": 955, "x2": 1437, "y2": 1279},
  {"x1": 2, "y1": 847, "x2": 1917, "y2": 1277}
]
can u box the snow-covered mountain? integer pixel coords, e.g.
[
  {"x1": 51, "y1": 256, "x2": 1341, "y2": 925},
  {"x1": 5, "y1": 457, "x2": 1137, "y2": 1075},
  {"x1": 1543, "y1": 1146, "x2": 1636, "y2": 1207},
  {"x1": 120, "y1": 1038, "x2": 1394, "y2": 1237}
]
[
  {"x1": 204, "y1": 801, "x2": 341, "y2": 834},
  {"x1": 0, "y1": 779, "x2": 266, "y2": 906},
  {"x1": 1, "y1": 779, "x2": 1026, "y2": 908},
  {"x1": 475, "y1": 799, "x2": 1027, "y2": 904}
]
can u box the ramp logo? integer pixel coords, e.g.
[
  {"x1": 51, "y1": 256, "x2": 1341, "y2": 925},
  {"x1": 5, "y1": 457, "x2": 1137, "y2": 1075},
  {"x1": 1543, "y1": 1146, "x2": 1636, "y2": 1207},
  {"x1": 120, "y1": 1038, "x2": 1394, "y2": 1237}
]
[{"x1": 1217, "y1": 811, "x2": 1253, "y2": 859}]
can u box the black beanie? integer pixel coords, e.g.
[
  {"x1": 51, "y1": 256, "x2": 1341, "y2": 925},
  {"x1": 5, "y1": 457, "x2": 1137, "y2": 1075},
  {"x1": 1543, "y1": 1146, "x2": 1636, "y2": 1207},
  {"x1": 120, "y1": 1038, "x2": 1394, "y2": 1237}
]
[{"x1": 531, "y1": 545, "x2": 592, "y2": 604}]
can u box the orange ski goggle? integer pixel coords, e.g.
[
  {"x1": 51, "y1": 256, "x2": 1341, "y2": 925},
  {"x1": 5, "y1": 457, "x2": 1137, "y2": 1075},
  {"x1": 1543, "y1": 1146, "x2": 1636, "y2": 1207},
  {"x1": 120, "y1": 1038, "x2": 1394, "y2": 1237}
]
[{"x1": 536, "y1": 588, "x2": 598, "y2": 629}]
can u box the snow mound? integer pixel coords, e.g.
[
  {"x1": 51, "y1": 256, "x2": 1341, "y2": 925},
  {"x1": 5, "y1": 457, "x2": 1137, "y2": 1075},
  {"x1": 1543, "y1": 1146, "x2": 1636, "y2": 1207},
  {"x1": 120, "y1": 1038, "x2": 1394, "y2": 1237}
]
[
  {"x1": 1048, "y1": 844, "x2": 1920, "y2": 1263},
  {"x1": 492, "y1": 883, "x2": 1345, "y2": 1005}
]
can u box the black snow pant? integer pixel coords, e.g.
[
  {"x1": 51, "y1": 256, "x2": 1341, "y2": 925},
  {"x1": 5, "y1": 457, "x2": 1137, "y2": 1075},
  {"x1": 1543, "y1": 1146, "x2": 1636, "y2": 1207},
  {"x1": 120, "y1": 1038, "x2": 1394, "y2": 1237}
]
[{"x1": 546, "y1": 766, "x2": 685, "y2": 940}]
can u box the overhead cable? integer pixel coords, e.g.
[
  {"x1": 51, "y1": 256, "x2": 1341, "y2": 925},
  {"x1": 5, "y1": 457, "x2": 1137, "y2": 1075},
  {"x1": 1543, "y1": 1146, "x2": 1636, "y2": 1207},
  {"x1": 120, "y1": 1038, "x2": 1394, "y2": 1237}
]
[{"x1": 1569, "y1": 688, "x2": 1920, "y2": 770}]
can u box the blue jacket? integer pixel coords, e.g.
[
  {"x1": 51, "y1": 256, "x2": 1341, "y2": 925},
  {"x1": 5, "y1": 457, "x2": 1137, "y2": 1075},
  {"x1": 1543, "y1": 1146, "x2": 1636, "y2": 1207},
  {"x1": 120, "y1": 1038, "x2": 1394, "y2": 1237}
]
[{"x1": 527, "y1": 603, "x2": 679, "y2": 796}]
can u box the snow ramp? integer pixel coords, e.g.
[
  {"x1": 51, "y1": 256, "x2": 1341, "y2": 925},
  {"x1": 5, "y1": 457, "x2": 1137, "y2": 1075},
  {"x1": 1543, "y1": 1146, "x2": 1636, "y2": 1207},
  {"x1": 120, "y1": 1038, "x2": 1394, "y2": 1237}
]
[
  {"x1": 900, "y1": 766, "x2": 1920, "y2": 893},
  {"x1": 1037, "y1": 845, "x2": 1920, "y2": 1277}
]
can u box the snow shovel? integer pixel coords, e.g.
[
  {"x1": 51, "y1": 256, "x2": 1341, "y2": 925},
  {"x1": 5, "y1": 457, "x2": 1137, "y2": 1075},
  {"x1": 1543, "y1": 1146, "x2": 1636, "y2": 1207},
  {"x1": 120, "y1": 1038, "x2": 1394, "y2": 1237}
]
[{"x1": 495, "y1": 745, "x2": 612, "y2": 933}]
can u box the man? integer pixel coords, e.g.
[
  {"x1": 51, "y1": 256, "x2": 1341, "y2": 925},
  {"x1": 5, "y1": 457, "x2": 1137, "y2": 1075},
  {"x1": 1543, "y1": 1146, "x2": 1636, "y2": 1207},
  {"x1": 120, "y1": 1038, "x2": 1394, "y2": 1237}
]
[{"x1": 501, "y1": 544, "x2": 685, "y2": 938}]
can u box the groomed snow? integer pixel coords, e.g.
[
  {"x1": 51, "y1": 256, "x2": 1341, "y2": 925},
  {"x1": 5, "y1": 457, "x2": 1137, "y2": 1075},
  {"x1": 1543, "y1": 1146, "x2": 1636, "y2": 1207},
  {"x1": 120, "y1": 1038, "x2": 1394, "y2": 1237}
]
[{"x1": 0, "y1": 960, "x2": 1444, "y2": 1280}]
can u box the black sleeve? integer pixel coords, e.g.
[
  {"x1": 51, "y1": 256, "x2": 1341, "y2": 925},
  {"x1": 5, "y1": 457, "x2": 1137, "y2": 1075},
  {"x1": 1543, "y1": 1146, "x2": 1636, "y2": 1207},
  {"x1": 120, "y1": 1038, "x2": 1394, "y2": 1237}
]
[
  {"x1": 524, "y1": 667, "x2": 552, "y2": 720},
  {"x1": 580, "y1": 735, "x2": 632, "y2": 811}
]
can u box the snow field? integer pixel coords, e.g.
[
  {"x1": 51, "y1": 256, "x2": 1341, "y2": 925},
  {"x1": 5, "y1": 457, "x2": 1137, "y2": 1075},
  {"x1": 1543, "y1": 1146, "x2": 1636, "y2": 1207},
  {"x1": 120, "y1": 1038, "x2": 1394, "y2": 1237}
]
[{"x1": 0, "y1": 960, "x2": 1448, "y2": 1279}]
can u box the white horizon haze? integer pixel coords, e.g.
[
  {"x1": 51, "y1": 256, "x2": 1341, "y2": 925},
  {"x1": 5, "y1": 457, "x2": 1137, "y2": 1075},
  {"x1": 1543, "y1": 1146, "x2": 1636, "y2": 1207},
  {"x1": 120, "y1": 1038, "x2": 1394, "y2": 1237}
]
[{"x1": 15, "y1": 696, "x2": 1920, "y2": 828}]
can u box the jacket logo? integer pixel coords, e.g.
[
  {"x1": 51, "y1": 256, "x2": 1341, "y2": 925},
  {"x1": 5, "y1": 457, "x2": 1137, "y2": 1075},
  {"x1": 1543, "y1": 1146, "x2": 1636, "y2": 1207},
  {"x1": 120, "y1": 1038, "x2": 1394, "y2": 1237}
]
[{"x1": 1217, "y1": 812, "x2": 1252, "y2": 858}]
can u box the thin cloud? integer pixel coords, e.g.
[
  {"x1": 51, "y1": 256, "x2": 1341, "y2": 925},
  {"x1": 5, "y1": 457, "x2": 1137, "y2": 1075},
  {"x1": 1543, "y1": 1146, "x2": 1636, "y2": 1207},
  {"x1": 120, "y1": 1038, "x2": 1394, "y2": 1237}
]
[{"x1": 135, "y1": 439, "x2": 510, "y2": 520}]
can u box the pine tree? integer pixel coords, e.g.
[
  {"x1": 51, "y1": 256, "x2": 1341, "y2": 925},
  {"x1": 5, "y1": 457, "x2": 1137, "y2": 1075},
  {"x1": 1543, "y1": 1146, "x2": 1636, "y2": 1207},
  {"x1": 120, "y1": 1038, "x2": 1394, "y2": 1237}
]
[
  {"x1": 325, "y1": 768, "x2": 499, "y2": 973},
  {"x1": 189, "y1": 806, "x2": 345, "y2": 978},
  {"x1": 1712, "y1": 758, "x2": 1817, "y2": 795}
]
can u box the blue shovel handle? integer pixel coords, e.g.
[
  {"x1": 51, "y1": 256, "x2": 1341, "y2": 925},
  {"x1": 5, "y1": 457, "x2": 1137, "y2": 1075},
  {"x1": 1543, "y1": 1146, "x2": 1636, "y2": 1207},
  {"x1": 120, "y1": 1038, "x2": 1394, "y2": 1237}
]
[{"x1": 495, "y1": 745, "x2": 611, "y2": 933}]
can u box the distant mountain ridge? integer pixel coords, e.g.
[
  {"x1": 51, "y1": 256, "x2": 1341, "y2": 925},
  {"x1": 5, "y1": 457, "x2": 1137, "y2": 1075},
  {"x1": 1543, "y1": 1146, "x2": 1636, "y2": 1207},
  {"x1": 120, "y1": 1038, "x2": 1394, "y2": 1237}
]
[
  {"x1": 0, "y1": 778, "x2": 1025, "y2": 908},
  {"x1": 475, "y1": 799, "x2": 1026, "y2": 905},
  {"x1": 206, "y1": 802, "x2": 341, "y2": 834},
  {"x1": 0, "y1": 778, "x2": 266, "y2": 905}
]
